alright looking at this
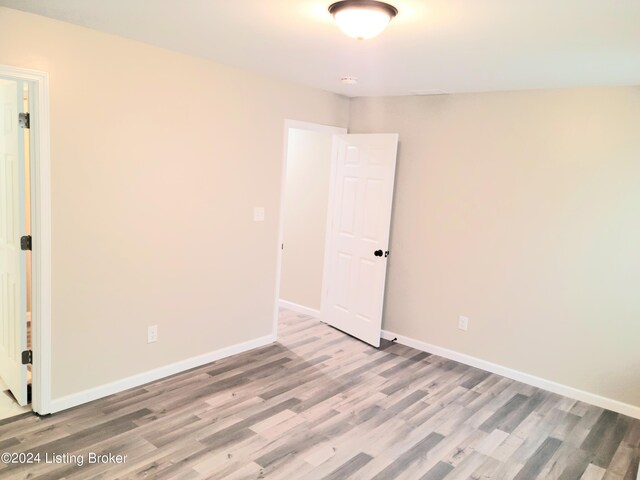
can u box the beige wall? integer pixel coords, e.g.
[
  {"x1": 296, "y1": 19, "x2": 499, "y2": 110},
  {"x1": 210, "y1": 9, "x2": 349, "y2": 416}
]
[
  {"x1": 0, "y1": 7, "x2": 349, "y2": 399},
  {"x1": 280, "y1": 128, "x2": 332, "y2": 311},
  {"x1": 350, "y1": 87, "x2": 640, "y2": 407}
]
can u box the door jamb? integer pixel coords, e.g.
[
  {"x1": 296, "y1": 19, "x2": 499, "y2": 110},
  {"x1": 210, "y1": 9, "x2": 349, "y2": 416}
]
[
  {"x1": 272, "y1": 120, "x2": 347, "y2": 340},
  {"x1": 0, "y1": 65, "x2": 52, "y2": 415}
]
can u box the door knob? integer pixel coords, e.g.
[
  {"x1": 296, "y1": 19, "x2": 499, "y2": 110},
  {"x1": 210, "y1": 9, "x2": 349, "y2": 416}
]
[{"x1": 374, "y1": 249, "x2": 383, "y2": 257}]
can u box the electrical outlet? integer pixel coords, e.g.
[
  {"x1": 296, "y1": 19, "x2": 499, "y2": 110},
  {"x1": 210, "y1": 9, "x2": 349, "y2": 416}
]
[
  {"x1": 147, "y1": 325, "x2": 158, "y2": 343},
  {"x1": 253, "y1": 207, "x2": 265, "y2": 222},
  {"x1": 458, "y1": 316, "x2": 469, "y2": 331}
]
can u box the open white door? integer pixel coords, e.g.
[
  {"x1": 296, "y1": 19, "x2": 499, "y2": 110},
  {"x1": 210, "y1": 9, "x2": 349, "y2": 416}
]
[
  {"x1": 0, "y1": 78, "x2": 29, "y2": 406},
  {"x1": 321, "y1": 133, "x2": 398, "y2": 347}
]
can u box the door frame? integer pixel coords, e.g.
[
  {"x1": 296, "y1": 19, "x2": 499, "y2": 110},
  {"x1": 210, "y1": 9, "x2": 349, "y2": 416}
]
[
  {"x1": 272, "y1": 120, "x2": 347, "y2": 339},
  {"x1": 0, "y1": 65, "x2": 52, "y2": 415}
]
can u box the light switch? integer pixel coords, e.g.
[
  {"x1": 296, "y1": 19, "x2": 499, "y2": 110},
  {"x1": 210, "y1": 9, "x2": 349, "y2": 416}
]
[{"x1": 254, "y1": 207, "x2": 265, "y2": 222}]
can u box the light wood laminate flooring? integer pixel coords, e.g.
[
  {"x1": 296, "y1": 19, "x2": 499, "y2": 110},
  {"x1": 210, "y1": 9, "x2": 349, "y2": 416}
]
[{"x1": 0, "y1": 309, "x2": 638, "y2": 479}]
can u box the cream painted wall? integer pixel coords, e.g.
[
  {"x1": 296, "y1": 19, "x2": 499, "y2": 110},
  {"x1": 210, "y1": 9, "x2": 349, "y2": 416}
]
[
  {"x1": 280, "y1": 128, "x2": 332, "y2": 311},
  {"x1": 350, "y1": 87, "x2": 640, "y2": 407},
  {"x1": 0, "y1": 7, "x2": 349, "y2": 399}
]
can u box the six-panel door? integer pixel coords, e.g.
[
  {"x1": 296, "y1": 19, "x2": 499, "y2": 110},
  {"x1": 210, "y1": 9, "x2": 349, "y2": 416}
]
[{"x1": 321, "y1": 133, "x2": 398, "y2": 347}]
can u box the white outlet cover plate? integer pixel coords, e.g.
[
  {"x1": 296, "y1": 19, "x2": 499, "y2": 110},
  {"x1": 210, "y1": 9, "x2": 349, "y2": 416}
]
[
  {"x1": 254, "y1": 207, "x2": 265, "y2": 222},
  {"x1": 458, "y1": 316, "x2": 469, "y2": 331},
  {"x1": 148, "y1": 325, "x2": 158, "y2": 343}
]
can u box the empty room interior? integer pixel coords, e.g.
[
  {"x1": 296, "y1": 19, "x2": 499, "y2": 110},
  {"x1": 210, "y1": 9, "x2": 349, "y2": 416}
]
[{"x1": 0, "y1": 1, "x2": 639, "y2": 479}]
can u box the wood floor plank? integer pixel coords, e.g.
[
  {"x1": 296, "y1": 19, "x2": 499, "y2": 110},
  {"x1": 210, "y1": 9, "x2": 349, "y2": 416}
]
[
  {"x1": 594, "y1": 416, "x2": 632, "y2": 469},
  {"x1": 558, "y1": 448, "x2": 594, "y2": 480},
  {"x1": 606, "y1": 443, "x2": 636, "y2": 477},
  {"x1": 370, "y1": 432, "x2": 444, "y2": 480},
  {"x1": 581, "y1": 463, "x2": 608, "y2": 480},
  {"x1": 321, "y1": 452, "x2": 373, "y2": 480},
  {"x1": 417, "y1": 461, "x2": 453, "y2": 480},
  {"x1": 512, "y1": 436, "x2": 562, "y2": 480}
]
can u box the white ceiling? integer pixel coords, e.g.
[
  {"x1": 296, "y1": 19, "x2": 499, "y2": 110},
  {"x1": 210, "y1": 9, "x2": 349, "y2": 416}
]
[{"x1": 2, "y1": 0, "x2": 639, "y2": 97}]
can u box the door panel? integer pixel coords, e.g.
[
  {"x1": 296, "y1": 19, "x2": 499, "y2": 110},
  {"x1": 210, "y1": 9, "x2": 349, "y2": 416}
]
[
  {"x1": 339, "y1": 177, "x2": 358, "y2": 235},
  {"x1": 363, "y1": 179, "x2": 384, "y2": 241},
  {"x1": 0, "y1": 78, "x2": 28, "y2": 406},
  {"x1": 321, "y1": 133, "x2": 398, "y2": 347}
]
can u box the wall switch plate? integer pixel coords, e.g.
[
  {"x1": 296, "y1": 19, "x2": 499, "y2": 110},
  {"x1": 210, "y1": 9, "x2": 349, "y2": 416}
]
[
  {"x1": 148, "y1": 325, "x2": 158, "y2": 343},
  {"x1": 458, "y1": 316, "x2": 469, "y2": 331},
  {"x1": 253, "y1": 207, "x2": 265, "y2": 222}
]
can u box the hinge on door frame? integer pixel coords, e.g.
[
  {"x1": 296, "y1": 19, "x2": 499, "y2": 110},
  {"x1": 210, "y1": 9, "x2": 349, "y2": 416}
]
[
  {"x1": 21, "y1": 235, "x2": 32, "y2": 251},
  {"x1": 19, "y1": 112, "x2": 30, "y2": 129},
  {"x1": 22, "y1": 350, "x2": 32, "y2": 365}
]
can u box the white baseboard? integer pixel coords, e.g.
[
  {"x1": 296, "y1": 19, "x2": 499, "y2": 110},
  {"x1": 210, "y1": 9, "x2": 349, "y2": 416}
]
[
  {"x1": 278, "y1": 299, "x2": 320, "y2": 318},
  {"x1": 381, "y1": 329, "x2": 640, "y2": 420},
  {"x1": 49, "y1": 334, "x2": 276, "y2": 413}
]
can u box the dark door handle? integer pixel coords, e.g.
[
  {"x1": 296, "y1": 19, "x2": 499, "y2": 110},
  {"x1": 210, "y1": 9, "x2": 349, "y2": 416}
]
[{"x1": 374, "y1": 249, "x2": 383, "y2": 257}]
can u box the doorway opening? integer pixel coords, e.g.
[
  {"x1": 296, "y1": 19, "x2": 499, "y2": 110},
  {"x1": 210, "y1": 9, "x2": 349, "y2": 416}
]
[
  {"x1": 273, "y1": 121, "x2": 347, "y2": 337},
  {"x1": 317, "y1": 133, "x2": 399, "y2": 347},
  {"x1": 0, "y1": 64, "x2": 51, "y2": 416},
  {"x1": 0, "y1": 79, "x2": 32, "y2": 419},
  {"x1": 274, "y1": 121, "x2": 399, "y2": 348}
]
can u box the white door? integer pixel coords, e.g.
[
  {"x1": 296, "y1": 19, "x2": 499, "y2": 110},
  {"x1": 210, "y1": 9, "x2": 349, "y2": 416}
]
[
  {"x1": 0, "y1": 78, "x2": 29, "y2": 406},
  {"x1": 321, "y1": 134, "x2": 398, "y2": 347}
]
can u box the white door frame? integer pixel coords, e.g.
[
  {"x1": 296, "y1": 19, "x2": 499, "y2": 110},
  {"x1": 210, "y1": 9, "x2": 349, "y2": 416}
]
[
  {"x1": 0, "y1": 65, "x2": 52, "y2": 415},
  {"x1": 272, "y1": 120, "x2": 347, "y2": 339}
]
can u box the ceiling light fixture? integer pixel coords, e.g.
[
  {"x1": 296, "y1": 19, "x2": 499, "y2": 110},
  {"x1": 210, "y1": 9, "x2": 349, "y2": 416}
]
[{"x1": 328, "y1": 0, "x2": 398, "y2": 40}]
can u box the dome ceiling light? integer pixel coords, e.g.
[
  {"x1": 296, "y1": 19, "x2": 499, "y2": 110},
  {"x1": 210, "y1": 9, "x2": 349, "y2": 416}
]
[{"x1": 328, "y1": 0, "x2": 398, "y2": 40}]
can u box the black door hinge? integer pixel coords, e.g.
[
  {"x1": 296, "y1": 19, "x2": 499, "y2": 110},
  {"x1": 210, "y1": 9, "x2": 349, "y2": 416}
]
[
  {"x1": 22, "y1": 350, "x2": 32, "y2": 365},
  {"x1": 21, "y1": 235, "x2": 32, "y2": 251},
  {"x1": 19, "y1": 112, "x2": 30, "y2": 129}
]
